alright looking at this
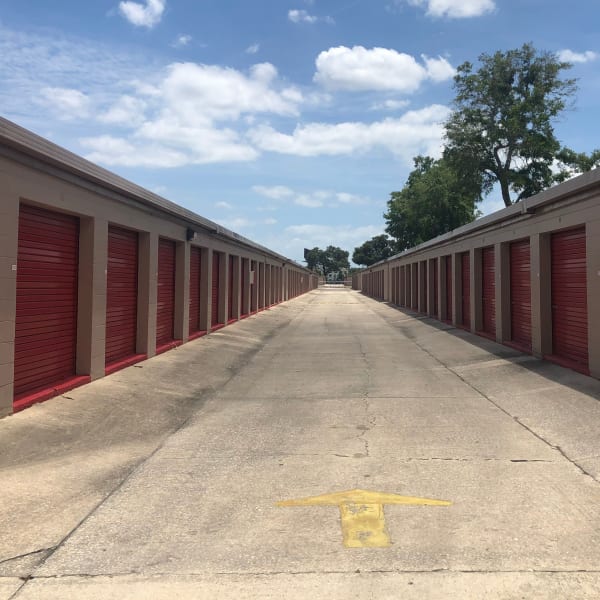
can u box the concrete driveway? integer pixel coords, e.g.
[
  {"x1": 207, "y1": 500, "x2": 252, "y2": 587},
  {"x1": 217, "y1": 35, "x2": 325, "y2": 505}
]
[{"x1": 1, "y1": 288, "x2": 600, "y2": 599}]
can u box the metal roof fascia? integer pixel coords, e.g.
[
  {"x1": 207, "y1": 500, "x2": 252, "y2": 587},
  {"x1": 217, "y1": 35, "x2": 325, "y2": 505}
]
[
  {"x1": 0, "y1": 117, "x2": 309, "y2": 272},
  {"x1": 362, "y1": 167, "x2": 600, "y2": 271}
]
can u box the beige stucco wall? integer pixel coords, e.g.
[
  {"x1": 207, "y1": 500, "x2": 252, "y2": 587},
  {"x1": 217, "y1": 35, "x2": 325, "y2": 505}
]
[
  {"x1": 0, "y1": 151, "x2": 313, "y2": 416},
  {"x1": 358, "y1": 177, "x2": 600, "y2": 379}
]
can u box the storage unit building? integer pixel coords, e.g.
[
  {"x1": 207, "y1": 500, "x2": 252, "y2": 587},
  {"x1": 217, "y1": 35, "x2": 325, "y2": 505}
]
[
  {"x1": 0, "y1": 117, "x2": 315, "y2": 417},
  {"x1": 354, "y1": 165, "x2": 600, "y2": 381}
]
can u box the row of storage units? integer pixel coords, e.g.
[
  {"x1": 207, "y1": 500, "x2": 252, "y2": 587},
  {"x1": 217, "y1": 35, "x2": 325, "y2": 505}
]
[
  {"x1": 0, "y1": 117, "x2": 317, "y2": 417},
  {"x1": 354, "y1": 168, "x2": 600, "y2": 380}
]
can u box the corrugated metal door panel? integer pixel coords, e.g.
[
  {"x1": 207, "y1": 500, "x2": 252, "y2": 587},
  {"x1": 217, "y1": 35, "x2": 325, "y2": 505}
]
[
  {"x1": 482, "y1": 246, "x2": 496, "y2": 336},
  {"x1": 106, "y1": 226, "x2": 138, "y2": 365},
  {"x1": 551, "y1": 227, "x2": 588, "y2": 368},
  {"x1": 241, "y1": 258, "x2": 249, "y2": 316},
  {"x1": 510, "y1": 240, "x2": 531, "y2": 351},
  {"x1": 461, "y1": 252, "x2": 470, "y2": 328},
  {"x1": 189, "y1": 246, "x2": 201, "y2": 334},
  {"x1": 250, "y1": 261, "x2": 256, "y2": 311},
  {"x1": 433, "y1": 258, "x2": 438, "y2": 317},
  {"x1": 422, "y1": 262, "x2": 428, "y2": 313},
  {"x1": 211, "y1": 252, "x2": 220, "y2": 326},
  {"x1": 400, "y1": 266, "x2": 405, "y2": 306},
  {"x1": 445, "y1": 256, "x2": 452, "y2": 321},
  {"x1": 156, "y1": 238, "x2": 176, "y2": 346},
  {"x1": 228, "y1": 255, "x2": 235, "y2": 320},
  {"x1": 14, "y1": 204, "x2": 79, "y2": 397}
]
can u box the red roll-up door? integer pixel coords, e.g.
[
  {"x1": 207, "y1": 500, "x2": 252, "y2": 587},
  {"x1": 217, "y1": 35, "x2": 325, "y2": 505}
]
[
  {"x1": 399, "y1": 266, "x2": 405, "y2": 306},
  {"x1": 510, "y1": 240, "x2": 531, "y2": 352},
  {"x1": 445, "y1": 256, "x2": 452, "y2": 322},
  {"x1": 106, "y1": 226, "x2": 138, "y2": 366},
  {"x1": 250, "y1": 261, "x2": 257, "y2": 312},
  {"x1": 212, "y1": 252, "x2": 221, "y2": 327},
  {"x1": 422, "y1": 262, "x2": 428, "y2": 313},
  {"x1": 258, "y1": 264, "x2": 264, "y2": 308},
  {"x1": 14, "y1": 204, "x2": 79, "y2": 398},
  {"x1": 550, "y1": 227, "x2": 588, "y2": 371},
  {"x1": 482, "y1": 246, "x2": 496, "y2": 336},
  {"x1": 432, "y1": 259, "x2": 438, "y2": 318},
  {"x1": 461, "y1": 252, "x2": 470, "y2": 329},
  {"x1": 156, "y1": 238, "x2": 175, "y2": 347},
  {"x1": 228, "y1": 255, "x2": 235, "y2": 321},
  {"x1": 241, "y1": 258, "x2": 249, "y2": 317},
  {"x1": 189, "y1": 246, "x2": 201, "y2": 335}
]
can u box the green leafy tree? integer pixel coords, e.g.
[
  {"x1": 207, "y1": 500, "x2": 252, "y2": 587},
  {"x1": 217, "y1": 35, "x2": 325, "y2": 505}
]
[
  {"x1": 554, "y1": 147, "x2": 600, "y2": 182},
  {"x1": 384, "y1": 156, "x2": 479, "y2": 250},
  {"x1": 304, "y1": 246, "x2": 350, "y2": 279},
  {"x1": 352, "y1": 235, "x2": 396, "y2": 267},
  {"x1": 444, "y1": 43, "x2": 577, "y2": 207}
]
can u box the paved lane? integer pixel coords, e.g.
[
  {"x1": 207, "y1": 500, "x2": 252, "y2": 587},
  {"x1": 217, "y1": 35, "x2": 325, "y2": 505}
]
[{"x1": 4, "y1": 288, "x2": 600, "y2": 598}]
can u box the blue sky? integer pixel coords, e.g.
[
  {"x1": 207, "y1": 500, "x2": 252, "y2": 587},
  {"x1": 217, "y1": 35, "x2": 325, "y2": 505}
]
[{"x1": 1, "y1": 1, "x2": 599, "y2": 264}]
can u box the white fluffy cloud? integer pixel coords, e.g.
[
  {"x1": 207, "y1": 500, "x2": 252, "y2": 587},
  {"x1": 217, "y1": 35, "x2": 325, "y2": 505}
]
[
  {"x1": 405, "y1": 0, "x2": 495, "y2": 18},
  {"x1": 81, "y1": 61, "x2": 304, "y2": 166},
  {"x1": 314, "y1": 46, "x2": 454, "y2": 92},
  {"x1": 370, "y1": 99, "x2": 410, "y2": 111},
  {"x1": 215, "y1": 201, "x2": 233, "y2": 210},
  {"x1": 39, "y1": 87, "x2": 91, "y2": 120},
  {"x1": 288, "y1": 9, "x2": 317, "y2": 23},
  {"x1": 99, "y1": 95, "x2": 146, "y2": 126},
  {"x1": 252, "y1": 186, "x2": 372, "y2": 209},
  {"x1": 557, "y1": 49, "x2": 598, "y2": 64},
  {"x1": 80, "y1": 135, "x2": 189, "y2": 167},
  {"x1": 119, "y1": 0, "x2": 166, "y2": 28},
  {"x1": 252, "y1": 185, "x2": 294, "y2": 199},
  {"x1": 288, "y1": 9, "x2": 334, "y2": 24},
  {"x1": 246, "y1": 43, "x2": 260, "y2": 55},
  {"x1": 285, "y1": 224, "x2": 383, "y2": 250},
  {"x1": 156, "y1": 62, "x2": 301, "y2": 122},
  {"x1": 171, "y1": 34, "x2": 192, "y2": 48},
  {"x1": 248, "y1": 104, "x2": 450, "y2": 162}
]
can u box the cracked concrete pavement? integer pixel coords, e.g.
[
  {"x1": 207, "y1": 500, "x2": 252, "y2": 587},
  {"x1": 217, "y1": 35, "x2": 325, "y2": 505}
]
[{"x1": 1, "y1": 287, "x2": 600, "y2": 598}]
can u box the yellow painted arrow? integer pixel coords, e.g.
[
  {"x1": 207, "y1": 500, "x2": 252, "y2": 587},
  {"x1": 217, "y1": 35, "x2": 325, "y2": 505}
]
[{"x1": 277, "y1": 488, "x2": 451, "y2": 548}]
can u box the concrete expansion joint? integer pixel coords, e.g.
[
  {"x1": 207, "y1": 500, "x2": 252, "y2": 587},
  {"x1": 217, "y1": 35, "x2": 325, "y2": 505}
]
[
  {"x1": 401, "y1": 457, "x2": 554, "y2": 463},
  {"x1": 204, "y1": 568, "x2": 600, "y2": 576},
  {"x1": 29, "y1": 568, "x2": 600, "y2": 578},
  {"x1": 405, "y1": 333, "x2": 600, "y2": 487},
  {"x1": 0, "y1": 547, "x2": 56, "y2": 567},
  {"x1": 504, "y1": 413, "x2": 600, "y2": 484}
]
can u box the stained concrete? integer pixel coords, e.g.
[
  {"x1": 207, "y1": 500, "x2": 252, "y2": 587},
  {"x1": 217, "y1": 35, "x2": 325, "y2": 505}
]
[{"x1": 2, "y1": 288, "x2": 600, "y2": 598}]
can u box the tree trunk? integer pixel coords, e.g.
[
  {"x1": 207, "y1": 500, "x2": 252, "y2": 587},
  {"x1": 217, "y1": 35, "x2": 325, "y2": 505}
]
[{"x1": 499, "y1": 174, "x2": 512, "y2": 207}]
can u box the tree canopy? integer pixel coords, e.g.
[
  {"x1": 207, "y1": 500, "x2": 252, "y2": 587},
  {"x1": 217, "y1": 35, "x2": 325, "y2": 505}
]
[
  {"x1": 304, "y1": 246, "x2": 350, "y2": 279},
  {"x1": 352, "y1": 235, "x2": 396, "y2": 267},
  {"x1": 444, "y1": 43, "x2": 577, "y2": 207},
  {"x1": 384, "y1": 156, "x2": 480, "y2": 250},
  {"x1": 554, "y1": 147, "x2": 600, "y2": 182}
]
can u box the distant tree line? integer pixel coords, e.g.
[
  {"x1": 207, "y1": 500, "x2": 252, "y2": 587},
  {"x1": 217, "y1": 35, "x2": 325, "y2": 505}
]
[
  {"x1": 304, "y1": 246, "x2": 350, "y2": 280},
  {"x1": 352, "y1": 43, "x2": 600, "y2": 267}
]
